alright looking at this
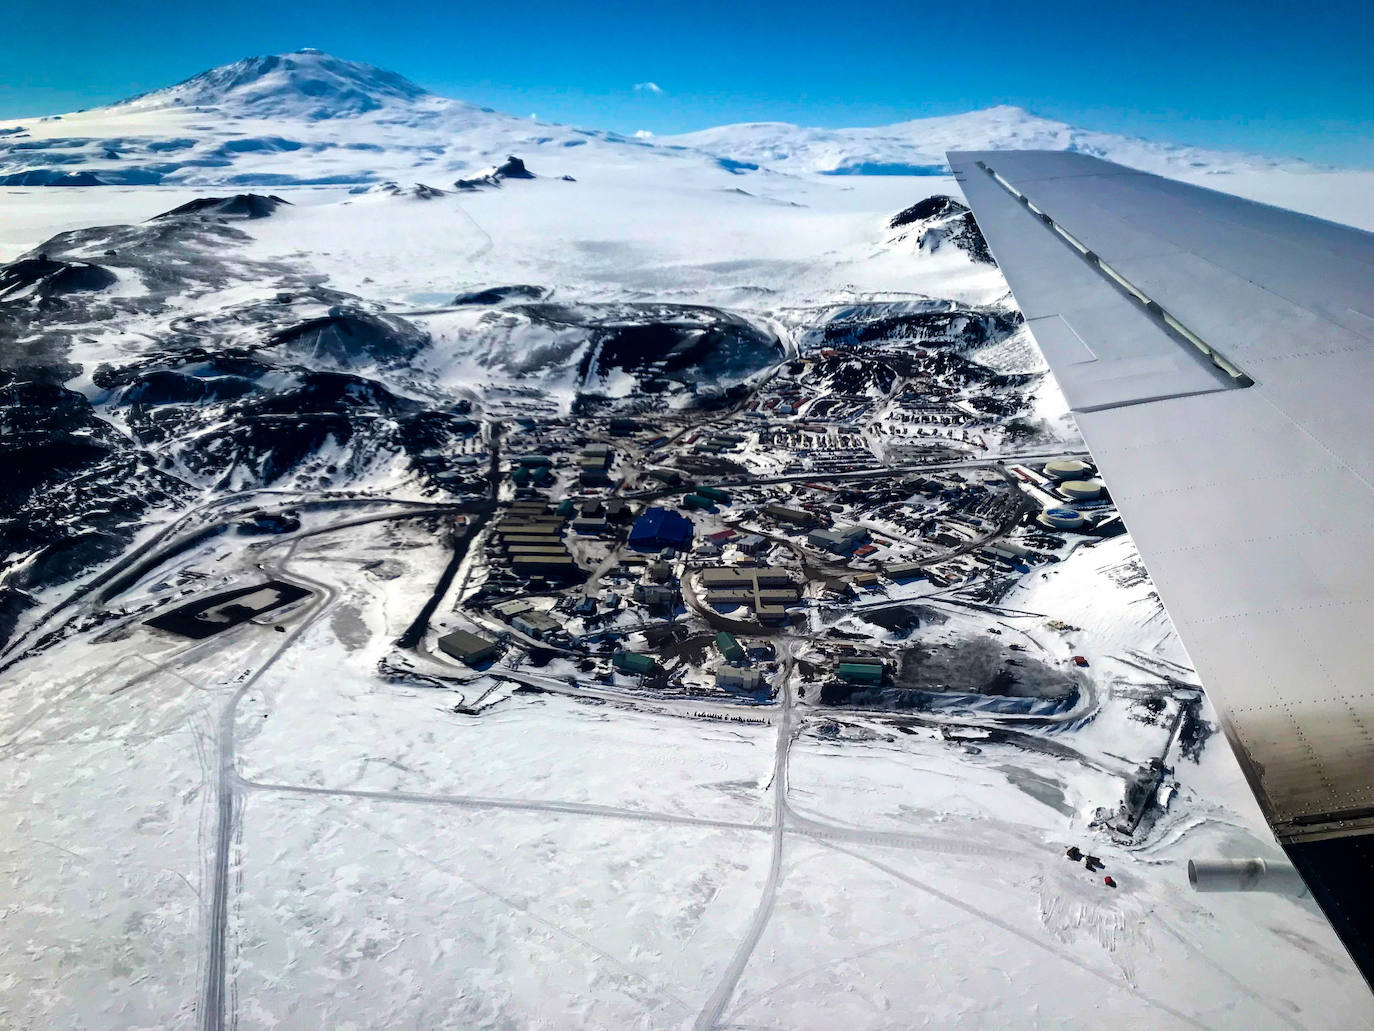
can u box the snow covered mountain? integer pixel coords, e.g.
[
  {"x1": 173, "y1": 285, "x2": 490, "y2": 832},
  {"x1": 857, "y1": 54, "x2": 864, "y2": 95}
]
[
  {"x1": 0, "y1": 50, "x2": 1307, "y2": 188},
  {"x1": 663, "y1": 105, "x2": 1307, "y2": 177},
  {"x1": 0, "y1": 50, "x2": 657, "y2": 187},
  {"x1": 113, "y1": 48, "x2": 428, "y2": 119}
]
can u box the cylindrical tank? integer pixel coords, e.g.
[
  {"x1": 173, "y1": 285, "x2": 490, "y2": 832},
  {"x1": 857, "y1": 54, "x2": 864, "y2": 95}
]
[
  {"x1": 1039, "y1": 507, "x2": 1085, "y2": 530},
  {"x1": 1043, "y1": 459, "x2": 1093, "y2": 482},
  {"x1": 1187, "y1": 857, "x2": 1308, "y2": 897},
  {"x1": 1061, "y1": 479, "x2": 1104, "y2": 500}
]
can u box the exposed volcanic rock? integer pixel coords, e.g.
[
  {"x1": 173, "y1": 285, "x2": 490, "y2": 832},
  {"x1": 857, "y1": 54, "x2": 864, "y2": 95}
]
[
  {"x1": 0, "y1": 169, "x2": 104, "y2": 186},
  {"x1": 455, "y1": 154, "x2": 536, "y2": 190},
  {"x1": 452, "y1": 284, "x2": 547, "y2": 305},
  {"x1": 494, "y1": 155, "x2": 534, "y2": 179},
  {"x1": 151, "y1": 193, "x2": 291, "y2": 220},
  {"x1": 890, "y1": 195, "x2": 964, "y2": 228},
  {"x1": 0, "y1": 380, "x2": 195, "y2": 645},
  {"x1": 363, "y1": 182, "x2": 447, "y2": 199},
  {"x1": 266, "y1": 307, "x2": 429, "y2": 367},
  {"x1": 0, "y1": 256, "x2": 117, "y2": 300},
  {"x1": 889, "y1": 194, "x2": 993, "y2": 264},
  {"x1": 118, "y1": 367, "x2": 259, "y2": 406},
  {"x1": 516, "y1": 302, "x2": 783, "y2": 387}
]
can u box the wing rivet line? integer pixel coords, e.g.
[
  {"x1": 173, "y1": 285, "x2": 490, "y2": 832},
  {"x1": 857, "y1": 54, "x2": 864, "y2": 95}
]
[{"x1": 974, "y1": 161, "x2": 1255, "y2": 388}]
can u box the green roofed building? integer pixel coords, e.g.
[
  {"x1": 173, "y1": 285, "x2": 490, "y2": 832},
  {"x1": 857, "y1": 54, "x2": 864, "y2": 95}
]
[
  {"x1": 836, "y1": 661, "x2": 884, "y2": 685},
  {"x1": 682, "y1": 493, "x2": 715, "y2": 511},
  {"x1": 716, "y1": 631, "x2": 745, "y2": 663},
  {"x1": 612, "y1": 650, "x2": 658, "y2": 676},
  {"x1": 438, "y1": 629, "x2": 498, "y2": 667}
]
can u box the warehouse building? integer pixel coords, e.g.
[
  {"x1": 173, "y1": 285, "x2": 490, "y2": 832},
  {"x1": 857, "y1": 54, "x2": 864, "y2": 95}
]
[
  {"x1": 716, "y1": 631, "x2": 745, "y2": 663},
  {"x1": 579, "y1": 467, "x2": 611, "y2": 487},
  {"x1": 836, "y1": 661, "x2": 884, "y2": 685},
  {"x1": 492, "y1": 598, "x2": 535, "y2": 619},
  {"x1": 808, "y1": 524, "x2": 870, "y2": 555},
  {"x1": 682, "y1": 492, "x2": 716, "y2": 512},
  {"x1": 437, "y1": 629, "x2": 498, "y2": 667},
  {"x1": 498, "y1": 535, "x2": 565, "y2": 548},
  {"x1": 491, "y1": 502, "x2": 578, "y2": 579},
  {"x1": 511, "y1": 555, "x2": 580, "y2": 577},
  {"x1": 982, "y1": 541, "x2": 1030, "y2": 563},
  {"x1": 765, "y1": 503, "x2": 817, "y2": 527},
  {"x1": 513, "y1": 610, "x2": 560, "y2": 643},
  {"x1": 579, "y1": 443, "x2": 613, "y2": 468},
  {"x1": 634, "y1": 583, "x2": 679, "y2": 608},
  {"x1": 886, "y1": 561, "x2": 925, "y2": 582},
  {"x1": 512, "y1": 611, "x2": 561, "y2": 640},
  {"x1": 700, "y1": 566, "x2": 795, "y2": 590},
  {"x1": 645, "y1": 467, "x2": 683, "y2": 486},
  {"x1": 717, "y1": 666, "x2": 763, "y2": 691},
  {"x1": 734, "y1": 533, "x2": 766, "y2": 555},
  {"x1": 612, "y1": 650, "x2": 658, "y2": 676},
  {"x1": 629, "y1": 507, "x2": 694, "y2": 551},
  {"x1": 700, "y1": 566, "x2": 799, "y2": 622}
]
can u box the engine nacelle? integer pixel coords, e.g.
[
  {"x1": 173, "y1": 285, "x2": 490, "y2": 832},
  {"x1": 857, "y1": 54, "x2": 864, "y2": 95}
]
[{"x1": 1187, "y1": 857, "x2": 1308, "y2": 897}]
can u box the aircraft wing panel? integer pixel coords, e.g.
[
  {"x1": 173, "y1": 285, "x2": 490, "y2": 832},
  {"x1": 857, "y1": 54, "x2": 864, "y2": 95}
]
[{"x1": 949, "y1": 149, "x2": 1374, "y2": 989}]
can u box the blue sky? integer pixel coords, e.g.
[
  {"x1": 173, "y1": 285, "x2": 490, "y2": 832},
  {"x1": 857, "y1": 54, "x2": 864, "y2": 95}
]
[{"x1": 3, "y1": 0, "x2": 1373, "y2": 165}]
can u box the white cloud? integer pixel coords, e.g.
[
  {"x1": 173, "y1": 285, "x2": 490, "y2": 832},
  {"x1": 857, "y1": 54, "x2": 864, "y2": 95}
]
[
  {"x1": 633, "y1": 129, "x2": 654, "y2": 139},
  {"x1": 633, "y1": 81, "x2": 664, "y2": 95}
]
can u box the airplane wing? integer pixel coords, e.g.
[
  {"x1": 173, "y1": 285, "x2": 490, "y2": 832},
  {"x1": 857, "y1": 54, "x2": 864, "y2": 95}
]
[{"x1": 948, "y1": 149, "x2": 1374, "y2": 989}]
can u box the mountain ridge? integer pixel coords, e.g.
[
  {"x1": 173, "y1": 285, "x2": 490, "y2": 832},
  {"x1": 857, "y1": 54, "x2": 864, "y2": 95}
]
[{"x1": 0, "y1": 50, "x2": 1312, "y2": 186}]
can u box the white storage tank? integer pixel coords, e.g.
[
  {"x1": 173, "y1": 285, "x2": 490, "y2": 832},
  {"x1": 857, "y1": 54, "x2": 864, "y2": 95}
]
[
  {"x1": 1060, "y1": 479, "x2": 1104, "y2": 500},
  {"x1": 1043, "y1": 459, "x2": 1093, "y2": 482}
]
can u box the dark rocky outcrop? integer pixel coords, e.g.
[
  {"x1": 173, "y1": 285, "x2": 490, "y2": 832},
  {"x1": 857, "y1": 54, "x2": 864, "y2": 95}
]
[
  {"x1": 452, "y1": 284, "x2": 546, "y2": 306},
  {"x1": 151, "y1": 193, "x2": 291, "y2": 220},
  {"x1": 889, "y1": 195, "x2": 994, "y2": 265},
  {"x1": 0, "y1": 257, "x2": 117, "y2": 300},
  {"x1": 455, "y1": 154, "x2": 535, "y2": 190},
  {"x1": 265, "y1": 307, "x2": 428, "y2": 366}
]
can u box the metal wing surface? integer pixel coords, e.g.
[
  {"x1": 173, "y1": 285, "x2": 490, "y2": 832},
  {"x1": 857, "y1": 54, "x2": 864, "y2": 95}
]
[{"x1": 948, "y1": 149, "x2": 1374, "y2": 988}]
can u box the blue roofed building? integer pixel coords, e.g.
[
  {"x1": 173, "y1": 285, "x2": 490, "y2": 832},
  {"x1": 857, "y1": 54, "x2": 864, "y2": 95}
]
[{"x1": 628, "y1": 507, "x2": 694, "y2": 551}]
